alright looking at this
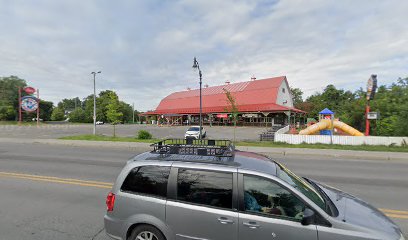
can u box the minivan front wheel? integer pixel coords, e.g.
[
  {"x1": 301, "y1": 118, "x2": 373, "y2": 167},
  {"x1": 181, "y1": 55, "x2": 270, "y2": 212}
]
[{"x1": 128, "y1": 225, "x2": 165, "y2": 240}]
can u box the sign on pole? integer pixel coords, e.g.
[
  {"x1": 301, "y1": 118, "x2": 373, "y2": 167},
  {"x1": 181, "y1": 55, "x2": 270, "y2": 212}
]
[
  {"x1": 367, "y1": 112, "x2": 379, "y2": 120},
  {"x1": 21, "y1": 96, "x2": 39, "y2": 112}
]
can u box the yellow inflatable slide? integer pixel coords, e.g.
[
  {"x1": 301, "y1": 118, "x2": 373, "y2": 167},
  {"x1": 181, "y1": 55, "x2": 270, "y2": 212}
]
[{"x1": 299, "y1": 119, "x2": 364, "y2": 136}]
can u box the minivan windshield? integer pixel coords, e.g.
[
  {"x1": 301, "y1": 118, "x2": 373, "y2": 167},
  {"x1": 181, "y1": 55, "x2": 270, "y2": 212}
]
[
  {"x1": 275, "y1": 162, "x2": 327, "y2": 213},
  {"x1": 187, "y1": 127, "x2": 200, "y2": 131}
]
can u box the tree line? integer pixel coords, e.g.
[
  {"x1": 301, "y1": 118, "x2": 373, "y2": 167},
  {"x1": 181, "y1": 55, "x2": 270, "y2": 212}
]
[
  {"x1": 54, "y1": 90, "x2": 140, "y2": 123},
  {"x1": 0, "y1": 76, "x2": 141, "y2": 123},
  {"x1": 0, "y1": 76, "x2": 53, "y2": 121},
  {"x1": 291, "y1": 76, "x2": 408, "y2": 136}
]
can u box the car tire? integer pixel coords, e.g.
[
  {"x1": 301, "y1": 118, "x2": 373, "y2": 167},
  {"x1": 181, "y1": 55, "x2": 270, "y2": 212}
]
[{"x1": 128, "y1": 224, "x2": 166, "y2": 240}]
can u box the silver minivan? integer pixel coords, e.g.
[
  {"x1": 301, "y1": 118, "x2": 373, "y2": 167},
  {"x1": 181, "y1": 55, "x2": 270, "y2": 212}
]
[{"x1": 104, "y1": 139, "x2": 405, "y2": 240}]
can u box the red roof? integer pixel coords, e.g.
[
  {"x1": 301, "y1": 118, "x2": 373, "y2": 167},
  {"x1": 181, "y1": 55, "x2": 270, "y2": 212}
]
[{"x1": 146, "y1": 76, "x2": 305, "y2": 115}]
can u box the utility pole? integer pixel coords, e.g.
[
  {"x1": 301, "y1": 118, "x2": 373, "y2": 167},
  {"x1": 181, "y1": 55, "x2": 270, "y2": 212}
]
[
  {"x1": 132, "y1": 102, "x2": 135, "y2": 124},
  {"x1": 91, "y1": 71, "x2": 101, "y2": 135},
  {"x1": 192, "y1": 57, "x2": 203, "y2": 139}
]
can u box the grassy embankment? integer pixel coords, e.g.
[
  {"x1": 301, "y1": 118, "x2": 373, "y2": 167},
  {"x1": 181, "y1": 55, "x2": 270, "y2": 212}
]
[{"x1": 60, "y1": 134, "x2": 408, "y2": 153}]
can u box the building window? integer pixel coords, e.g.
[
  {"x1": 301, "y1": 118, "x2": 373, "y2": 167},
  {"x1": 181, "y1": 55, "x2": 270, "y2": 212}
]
[{"x1": 282, "y1": 88, "x2": 285, "y2": 93}]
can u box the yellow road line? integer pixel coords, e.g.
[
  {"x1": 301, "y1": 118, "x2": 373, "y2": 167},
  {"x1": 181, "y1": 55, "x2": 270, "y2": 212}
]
[
  {"x1": 0, "y1": 171, "x2": 407, "y2": 220},
  {"x1": 0, "y1": 171, "x2": 113, "y2": 189},
  {"x1": 384, "y1": 214, "x2": 408, "y2": 219},
  {"x1": 0, "y1": 171, "x2": 113, "y2": 186},
  {"x1": 380, "y1": 208, "x2": 408, "y2": 215}
]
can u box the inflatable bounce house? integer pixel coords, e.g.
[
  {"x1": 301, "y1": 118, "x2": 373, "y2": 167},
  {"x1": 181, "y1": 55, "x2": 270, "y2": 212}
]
[{"x1": 299, "y1": 108, "x2": 364, "y2": 136}]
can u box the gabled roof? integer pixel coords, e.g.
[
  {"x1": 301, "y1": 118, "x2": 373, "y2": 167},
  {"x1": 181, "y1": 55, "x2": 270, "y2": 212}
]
[
  {"x1": 319, "y1": 108, "x2": 334, "y2": 114},
  {"x1": 146, "y1": 76, "x2": 304, "y2": 115}
]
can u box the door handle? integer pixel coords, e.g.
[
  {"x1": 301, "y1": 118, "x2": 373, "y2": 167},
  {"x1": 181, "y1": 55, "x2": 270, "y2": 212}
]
[
  {"x1": 243, "y1": 221, "x2": 260, "y2": 229},
  {"x1": 217, "y1": 217, "x2": 234, "y2": 224}
]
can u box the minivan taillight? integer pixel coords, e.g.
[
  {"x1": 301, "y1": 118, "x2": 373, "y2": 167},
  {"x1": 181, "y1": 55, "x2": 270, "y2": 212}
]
[{"x1": 106, "y1": 192, "x2": 115, "y2": 211}]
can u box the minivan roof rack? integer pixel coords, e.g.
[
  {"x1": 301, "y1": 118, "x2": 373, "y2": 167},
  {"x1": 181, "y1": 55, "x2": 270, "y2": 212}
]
[{"x1": 150, "y1": 139, "x2": 235, "y2": 160}]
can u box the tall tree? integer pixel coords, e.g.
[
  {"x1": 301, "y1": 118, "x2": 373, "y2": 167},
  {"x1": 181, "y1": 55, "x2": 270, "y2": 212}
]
[
  {"x1": 0, "y1": 76, "x2": 27, "y2": 120},
  {"x1": 290, "y1": 87, "x2": 303, "y2": 108},
  {"x1": 68, "y1": 108, "x2": 86, "y2": 122},
  {"x1": 106, "y1": 92, "x2": 123, "y2": 137},
  {"x1": 51, "y1": 107, "x2": 65, "y2": 121},
  {"x1": 223, "y1": 88, "x2": 239, "y2": 142}
]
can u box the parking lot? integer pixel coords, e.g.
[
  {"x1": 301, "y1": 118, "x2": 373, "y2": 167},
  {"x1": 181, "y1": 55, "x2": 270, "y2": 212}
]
[{"x1": 0, "y1": 124, "x2": 266, "y2": 141}]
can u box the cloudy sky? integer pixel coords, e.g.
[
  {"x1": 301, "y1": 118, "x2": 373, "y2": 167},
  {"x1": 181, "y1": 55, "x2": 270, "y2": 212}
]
[{"x1": 1, "y1": 0, "x2": 407, "y2": 111}]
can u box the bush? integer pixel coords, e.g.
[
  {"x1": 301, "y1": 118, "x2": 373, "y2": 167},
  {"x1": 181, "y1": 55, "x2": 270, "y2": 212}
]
[
  {"x1": 51, "y1": 107, "x2": 65, "y2": 121},
  {"x1": 137, "y1": 130, "x2": 152, "y2": 139}
]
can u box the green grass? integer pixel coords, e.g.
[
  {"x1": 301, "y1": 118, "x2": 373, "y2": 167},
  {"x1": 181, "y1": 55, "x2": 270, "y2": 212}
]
[
  {"x1": 59, "y1": 134, "x2": 408, "y2": 153},
  {"x1": 235, "y1": 141, "x2": 408, "y2": 152},
  {"x1": 60, "y1": 134, "x2": 158, "y2": 143}
]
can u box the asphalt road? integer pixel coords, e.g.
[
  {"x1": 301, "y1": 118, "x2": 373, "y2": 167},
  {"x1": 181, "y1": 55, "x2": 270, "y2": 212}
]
[{"x1": 0, "y1": 142, "x2": 407, "y2": 239}]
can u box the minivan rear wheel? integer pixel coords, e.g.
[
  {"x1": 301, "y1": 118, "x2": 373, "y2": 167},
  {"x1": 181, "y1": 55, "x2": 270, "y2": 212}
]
[{"x1": 128, "y1": 224, "x2": 165, "y2": 240}]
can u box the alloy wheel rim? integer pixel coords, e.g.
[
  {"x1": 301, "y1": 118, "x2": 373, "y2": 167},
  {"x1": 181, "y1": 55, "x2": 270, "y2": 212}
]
[{"x1": 136, "y1": 231, "x2": 158, "y2": 240}]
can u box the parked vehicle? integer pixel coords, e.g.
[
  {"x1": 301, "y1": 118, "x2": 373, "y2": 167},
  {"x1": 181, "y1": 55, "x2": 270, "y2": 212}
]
[
  {"x1": 104, "y1": 139, "x2": 404, "y2": 240},
  {"x1": 184, "y1": 126, "x2": 206, "y2": 139},
  {"x1": 96, "y1": 121, "x2": 104, "y2": 125}
]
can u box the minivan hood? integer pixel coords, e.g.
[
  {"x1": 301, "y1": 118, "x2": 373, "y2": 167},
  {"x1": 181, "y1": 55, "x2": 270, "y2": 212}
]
[{"x1": 317, "y1": 183, "x2": 402, "y2": 239}]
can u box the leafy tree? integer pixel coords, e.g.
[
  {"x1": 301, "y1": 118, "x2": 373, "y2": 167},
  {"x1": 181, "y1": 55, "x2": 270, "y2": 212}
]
[
  {"x1": 0, "y1": 76, "x2": 27, "y2": 120},
  {"x1": 57, "y1": 97, "x2": 81, "y2": 111},
  {"x1": 223, "y1": 88, "x2": 239, "y2": 142},
  {"x1": 106, "y1": 92, "x2": 123, "y2": 137},
  {"x1": 290, "y1": 87, "x2": 303, "y2": 108},
  {"x1": 0, "y1": 105, "x2": 15, "y2": 120},
  {"x1": 297, "y1": 76, "x2": 408, "y2": 136},
  {"x1": 119, "y1": 101, "x2": 133, "y2": 123},
  {"x1": 51, "y1": 107, "x2": 65, "y2": 121},
  {"x1": 68, "y1": 108, "x2": 86, "y2": 123}
]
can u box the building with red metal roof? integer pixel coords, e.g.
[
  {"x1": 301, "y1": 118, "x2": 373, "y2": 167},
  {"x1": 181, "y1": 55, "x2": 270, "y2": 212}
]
[{"x1": 144, "y1": 76, "x2": 305, "y2": 126}]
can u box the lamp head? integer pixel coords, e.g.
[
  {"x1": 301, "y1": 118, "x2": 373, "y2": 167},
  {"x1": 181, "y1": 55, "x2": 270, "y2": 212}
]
[{"x1": 192, "y1": 57, "x2": 198, "y2": 69}]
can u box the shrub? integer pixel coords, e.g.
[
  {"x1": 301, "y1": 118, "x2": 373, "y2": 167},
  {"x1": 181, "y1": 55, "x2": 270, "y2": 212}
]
[{"x1": 137, "y1": 130, "x2": 152, "y2": 139}]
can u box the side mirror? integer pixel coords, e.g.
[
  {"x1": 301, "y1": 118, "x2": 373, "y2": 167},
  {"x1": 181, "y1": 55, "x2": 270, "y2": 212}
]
[{"x1": 301, "y1": 208, "x2": 315, "y2": 226}]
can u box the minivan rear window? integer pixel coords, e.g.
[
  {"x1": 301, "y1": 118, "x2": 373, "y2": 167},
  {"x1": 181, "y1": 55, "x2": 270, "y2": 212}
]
[
  {"x1": 121, "y1": 166, "x2": 170, "y2": 198},
  {"x1": 177, "y1": 169, "x2": 233, "y2": 209}
]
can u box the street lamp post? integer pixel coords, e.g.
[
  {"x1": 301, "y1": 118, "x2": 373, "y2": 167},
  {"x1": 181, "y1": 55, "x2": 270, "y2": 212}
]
[
  {"x1": 192, "y1": 57, "x2": 203, "y2": 139},
  {"x1": 91, "y1": 71, "x2": 101, "y2": 135}
]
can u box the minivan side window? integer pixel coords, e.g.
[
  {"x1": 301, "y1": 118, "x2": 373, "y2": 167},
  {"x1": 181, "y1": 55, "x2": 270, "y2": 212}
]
[
  {"x1": 177, "y1": 169, "x2": 233, "y2": 209},
  {"x1": 243, "y1": 175, "x2": 306, "y2": 221},
  {"x1": 121, "y1": 166, "x2": 170, "y2": 198}
]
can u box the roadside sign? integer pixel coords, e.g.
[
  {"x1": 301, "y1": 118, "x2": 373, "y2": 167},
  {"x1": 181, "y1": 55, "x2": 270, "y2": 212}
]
[
  {"x1": 24, "y1": 86, "x2": 36, "y2": 95},
  {"x1": 216, "y1": 114, "x2": 228, "y2": 118},
  {"x1": 21, "y1": 96, "x2": 39, "y2": 112},
  {"x1": 366, "y1": 75, "x2": 377, "y2": 100},
  {"x1": 367, "y1": 112, "x2": 378, "y2": 120}
]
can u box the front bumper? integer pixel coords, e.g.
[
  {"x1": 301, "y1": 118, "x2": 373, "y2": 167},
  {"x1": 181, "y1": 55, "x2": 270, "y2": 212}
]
[{"x1": 185, "y1": 135, "x2": 199, "y2": 139}]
